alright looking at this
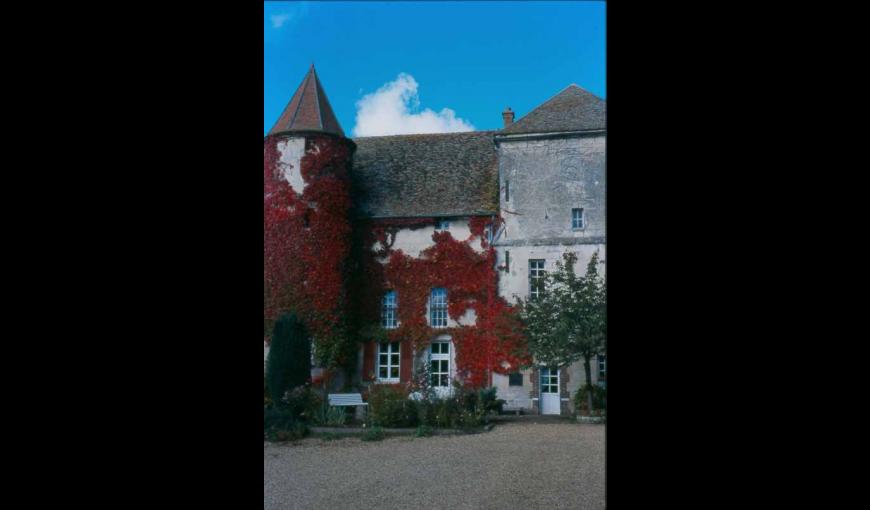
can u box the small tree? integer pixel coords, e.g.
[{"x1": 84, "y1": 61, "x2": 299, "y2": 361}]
[
  {"x1": 519, "y1": 252, "x2": 606, "y2": 414},
  {"x1": 266, "y1": 312, "x2": 311, "y2": 406}
]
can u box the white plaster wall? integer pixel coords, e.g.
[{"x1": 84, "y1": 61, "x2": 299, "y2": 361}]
[
  {"x1": 496, "y1": 244, "x2": 606, "y2": 304},
  {"x1": 382, "y1": 219, "x2": 479, "y2": 259},
  {"x1": 493, "y1": 370, "x2": 533, "y2": 409},
  {"x1": 276, "y1": 137, "x2": 306, "y2": 193}
]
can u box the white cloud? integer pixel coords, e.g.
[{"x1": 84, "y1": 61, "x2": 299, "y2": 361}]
[
  {"x1": 352, "y1": 73, "x2": 475, "y2": 137},
  {"x1": 270, "y1": 14, "x2": 290, "y2": 28}
]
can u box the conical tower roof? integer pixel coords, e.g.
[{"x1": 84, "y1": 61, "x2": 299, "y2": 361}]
[{"x1": 268, "y1": 65, "x2": 345, "y2": 137}]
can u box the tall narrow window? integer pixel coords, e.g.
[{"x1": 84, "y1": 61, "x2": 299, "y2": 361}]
[
  {"x1": 435, "y1": 219, "x2": 450, "y2": 231},
  {"x1": 381, "y1": 291, "x2": 397, "y2": 329},
  {"x1": 377, "y1": 341, "x2": 400, "y2": 382},
  {"x1": 505, "y1": 250, "x2": 510, "y2": 272},
  {"x1": 505, "y1": 180, "x2": 510, "y2": 201},
  {"x1": 572, "y1": 208, "x2": 584, "y2": 229},
  {"x1": 598, "y1": 354, "x2": 606, "y2": 379},
  {"x1": 429, "y1": 288, "x2": 448, "y2": 328},
  {"x1": 430, "y1": 341, "x2": 450, "y2": 387},
  {"x1": 484, "y1": 224, "x2": 493, "y2": 244},
  {"x1": 529, "y1": 259, "x2": 546, "y2": 300}
]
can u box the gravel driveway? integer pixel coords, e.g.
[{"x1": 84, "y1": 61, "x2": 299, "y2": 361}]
[{"x1": 264, "y1": 416, "x2": 605, "y2": 510}]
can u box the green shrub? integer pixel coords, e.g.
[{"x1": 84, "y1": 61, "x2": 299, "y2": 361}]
[
  {"x1": 415, "y1": 425, "x2": 433, "y2": 437},
  {"x1": 476, "y1": 387, "x2": 505, "y2": 415},
  {"x1": 361, "y1": 426, "x2": 385, "y2": 441},
  {"x1": 575, "y1": 384, "x2": 607, "y2": 414},
  {"x1": 264, "y1": 406, "x2": 309, "y2": 441},
  {"x1": 367, "y1": 385, "x2": 418, "y2": 428},
  {"x1": 266, "y1": 313, "x2": 310, "y2": 409},
  {"x1": 282, "y1": 385, "x2": 322, "y2": 422},
  {"x1": 264, "y1": 375, "x2": 272, "y2": 406},
  {"x1": 314, "y1": 406, "x2": 348, "y2": 426}
]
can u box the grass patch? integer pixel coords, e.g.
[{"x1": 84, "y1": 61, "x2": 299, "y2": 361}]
[{"x1": 361, "y1": 426, "x2": 385, "y2": 442}]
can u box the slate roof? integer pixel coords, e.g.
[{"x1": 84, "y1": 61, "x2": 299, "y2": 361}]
[
  {"x1": 268, "y1": 65, "x2": 345, "y2": 137},
  {"x1": 501, "y1": 84, "x2": 606, "y2": 135},
  {"x1": 351, "y1": 131, "x2": 499, "y2": 218}
]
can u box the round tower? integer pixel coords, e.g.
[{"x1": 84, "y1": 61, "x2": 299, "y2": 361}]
[{"x1": 264, "y1": 65, "x2": 356, "y2": 371}]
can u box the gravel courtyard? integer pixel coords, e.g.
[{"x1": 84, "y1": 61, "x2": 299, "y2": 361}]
[{"x1": 264, "y1": 417, "x2": 605, "y2": 510}]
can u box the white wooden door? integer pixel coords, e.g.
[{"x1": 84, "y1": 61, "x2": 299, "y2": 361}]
[{"x1": 540, "y1": 367, "x2": 560, "y2": 415}]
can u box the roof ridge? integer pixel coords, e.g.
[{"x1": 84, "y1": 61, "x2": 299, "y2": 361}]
[{"x1": 352, "y1": 130, "x2": 496, "y2": 141}]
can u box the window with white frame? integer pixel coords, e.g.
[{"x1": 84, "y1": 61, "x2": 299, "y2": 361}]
[
  {"x1": 381, "y1": 290, "x2": 397, "y2": 329},
  {"x1": 572, "y1": 208, "x2": 584, "y2": 229},
  {"x1": 430, "y1": 341, "x2": 450, "y2": 387},
  {"x1": 484, "y1": 223, "x2": 493, "y2": 244},
  {"x1": 598, "y1": 354, "x2": 606, "y2": 378},
  {"x1": 540, "y1": 367, "x2": 558, "y2": 393},
  {"x1": 529, "y1": 259, "x2": 546, "y2": 300},
  {"x1": 377, "y1": 341, "x2": 400, "y2": 382},
  {"x1": 435, "y1": 219, "x2": 450, "y2": 231},
  {"x1": 429, "y1": 288, "x2": 448, "y2": 328}
]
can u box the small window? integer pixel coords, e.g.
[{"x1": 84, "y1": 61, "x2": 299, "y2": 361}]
[
  {"x1": 540, "y1": 367, "x2": 559, "y2": 393},
  {"x1": 598, "y1": 354, "x2": 606, "y2": 379},
  {"x1": 505, "y1": 180, "x2": 510, "y2": 201},
  {"x1": 377, "y1": 341, "x2": 401, "y2": 382},
  {"x1": 435, "y1": 219, "x2": 450, "y2": 231},
  {"x1": 572, "y1": 208, "x2": 584, "y2": 229},
  {"x1": 484, "y1": 224, "x2": 493, "y2": 244},
  {"x1": 429, "y1": 288, "x2": 448, "y2": 328},
  {"x1": 381, "y1": 291, "x2": 397, "y2": 329},
  {"x1": 430, "y1": 341, "x2": 450, "y2": 387},
  {"x1": 508, "y1": 372, "x2": 523, "y2": 386},
  {"x1": 529, "y1": 259, "x2": 546, "y2": 300},
  {"x1": 505, "y1": 250, "x2": 510, "y2": 272}
]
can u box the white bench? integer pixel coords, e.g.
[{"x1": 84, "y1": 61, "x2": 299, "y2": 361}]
[{"x1": 327, "y1": 393, "x2": 368, "y2": 419}]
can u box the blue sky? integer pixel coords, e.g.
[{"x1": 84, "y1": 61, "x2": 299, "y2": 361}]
[{"x1": 264, "y1": 1, "x2": 605, "y2": 137}]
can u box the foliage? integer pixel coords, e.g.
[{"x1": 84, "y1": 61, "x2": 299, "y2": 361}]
[
  {"x1": 367, "y1": 384, "x2": 500, "y2": 429},
  {"x1": 314, "y1": 406, "x2": 348, "y2": 427},
  {"x1": 264, "y1": 375, "x2": 272, "y2": 406},
  {"x1": 519, "y1": 252, "x2": 606, "y2": 367},
  {"x1": 361, "y1": 426, "x2": 385, "y2": 441},
  {"x1": 519, "y1": 251, "x2": 606, "y2": 411},
  {"x1": 414, "y1": 425, "x2": 434, "y2": 437},
  {"x1": 281, "y1": 385, "x2": 322, "y2": 422},
  {"x1": 575, "y1": 384, "x2": 607, "y2": 415},
  {"x1": 266, "y1": 313, "x2": 311, "y2": 408},
  {"x1": 355, "y1": 218, "x2": 531, "y2": 387},
  {"x1": 367, "y1": 384, "x2": 419, "y2": 428},
  {"x1": 264, "y1": 406, "x2": 309, "y2": 441},
  {"x1": 264, "y1": 134, "x2": 356, "y2": 369}
]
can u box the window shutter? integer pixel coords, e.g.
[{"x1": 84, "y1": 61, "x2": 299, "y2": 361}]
[{"x1": 362, "y1": 342, "x2": 375, "y2": 382}]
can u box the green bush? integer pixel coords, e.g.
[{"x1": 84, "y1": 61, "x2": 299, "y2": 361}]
[
  {"x1": 282, "y1": 385, "x2": 322, "y2": 422},
  {"x1": 575, "y1": 384, "x2": 607, "y2": 415},
  {"x1": 264, "y1": 375, "x2": 272, "y2": 406},
  {"x1": 314, "y1": 406, "x2": 348, "y2": 426},
  {"x1": 264, "y1": 406, "x2": 309, "y2": 441},
  {"x1": 367, "y1": 385, "x2": 419, "y2": 428},
  {"x1": 415, "y1": 425, "x2": 433, "y2": 437},
  {"x1": 361, "y1": 426, "x2": 385, "y2": 441},
  {"x1": 266, "y1": 313, "x2": 310, "y2": 410}
]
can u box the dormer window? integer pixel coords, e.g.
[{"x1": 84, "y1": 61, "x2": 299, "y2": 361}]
[{"x1": 435, "y1": 219, "x2": 450, "y2": 231}]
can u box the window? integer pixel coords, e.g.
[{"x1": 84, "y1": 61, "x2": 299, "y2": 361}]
[
  {"x1": 541, "y1": 367, "x2": 558, "y2": 393},
  {"x1": 430, "y1": 341, "x2": 450, "y2": 387},
  {"x1": 505, "y1": 180, "x2": 510, "y2": 201},
  {"x1": 572, "y1": 208, "x2": 584, "y2": 229},
  {"x1": 429, "y1": 288, "x2": 448, "y2": 328},
  {"x1": 598, "y1": 354, "x2": 606, "y2": 379},
  {"x1": 435, "y1": 219, "x2": 450, "y2": 231},
  {"x1": 381, "y1": 291, "x2": 397, "y2": 329},
  {"x1": 529, "y1": 259, "x2": 545, "y2": 300},
  {"x1": 508, "y1": 372, "x2": 523, "y2": 386},
  {"x1": 377, "y1": 341, "x2": 400, "y2": 382},
  {"x1": 484, "y1": 224, "x2": 493, "y2": 244},
  {"x1": 504, "y1": 250, "x2": 510, "y2": 272}
]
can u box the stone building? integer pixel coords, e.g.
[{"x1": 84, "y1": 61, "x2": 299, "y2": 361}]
[{"x1": 265, "y1": 66, "x2": 605, "y2": 415}]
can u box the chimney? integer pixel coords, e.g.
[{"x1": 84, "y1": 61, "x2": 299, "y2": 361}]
[{"x1": 502, "y1": 107, "x2": 514, "y2": 128}]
